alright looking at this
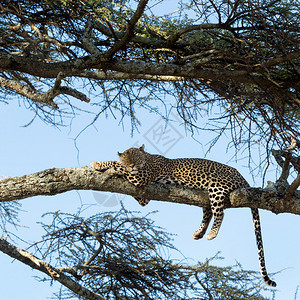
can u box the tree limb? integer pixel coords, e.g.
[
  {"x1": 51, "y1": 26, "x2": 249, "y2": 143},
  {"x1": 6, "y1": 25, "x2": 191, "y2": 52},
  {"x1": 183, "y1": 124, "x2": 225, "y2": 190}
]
[
  {"x1": 104, "y1": 0, "x2": 149, "y2": 58},
  {"x1": 0, "y1": 237, "x2": 105, "y2": 300},
  {"x1": 167, "y1": 23, "x2": 224, "y2": 45},
  {"x1": 1, "y1": 50, "x2": 296, "y2": 90},
  {"x1": 0, "y1": 167, "x2": 299, "y2": 215},
  {"x1": 0, "y1": 76, "x2": 58, "y2": 108},
  {"x1": 76, "y1": 70, "x2": 185, "y2": 81},
  {"x1": 0, "y1": 74, "x2": 90, "y2": 106},
  {"x1": 284, "y1": 174, "x2": 300, "y2": 202},
  {"x1": 255, "y1": 50, "x2": 300, "y2": 71}
]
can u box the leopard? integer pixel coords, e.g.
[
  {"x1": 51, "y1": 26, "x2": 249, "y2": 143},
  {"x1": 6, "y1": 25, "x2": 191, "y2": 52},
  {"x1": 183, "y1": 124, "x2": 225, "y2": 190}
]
[{"x1": 91, "y1": 144, "x2": 276, "y2": 287}]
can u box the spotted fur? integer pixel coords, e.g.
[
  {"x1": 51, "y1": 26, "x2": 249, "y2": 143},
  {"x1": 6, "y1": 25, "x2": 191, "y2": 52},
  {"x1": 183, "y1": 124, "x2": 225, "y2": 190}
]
[{"x1": 91, "y1": 145, "x2": 276, "y2": 287}]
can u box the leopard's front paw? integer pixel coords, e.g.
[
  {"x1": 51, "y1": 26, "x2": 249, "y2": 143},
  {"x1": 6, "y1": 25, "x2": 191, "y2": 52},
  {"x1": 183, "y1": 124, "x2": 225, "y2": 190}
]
[
  {"x1": 91, "y1": 162, "x2": 109, "y2": 172},
  {"x1": 125, "y1": 164, "x2": 139, "y2": 175}
]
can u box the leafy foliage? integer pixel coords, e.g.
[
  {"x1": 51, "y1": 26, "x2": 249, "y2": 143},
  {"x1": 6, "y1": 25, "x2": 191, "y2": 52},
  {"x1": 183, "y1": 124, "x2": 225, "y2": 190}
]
[
  {"x1": 0, "y1": 0, "x2": 299, "y2": 157},
  {"x1": 0, "y1": 2, "x2": 298, "y2": 298},
  {"x1": 33, "y1": 205, "x2": 271, "y2": 299}
]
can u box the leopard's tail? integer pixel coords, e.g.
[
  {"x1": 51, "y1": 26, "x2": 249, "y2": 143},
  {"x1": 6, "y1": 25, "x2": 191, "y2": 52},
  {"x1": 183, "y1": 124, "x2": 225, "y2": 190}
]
[{"x1": 251, "y1": 208, "x2": 277, "y2": 287}]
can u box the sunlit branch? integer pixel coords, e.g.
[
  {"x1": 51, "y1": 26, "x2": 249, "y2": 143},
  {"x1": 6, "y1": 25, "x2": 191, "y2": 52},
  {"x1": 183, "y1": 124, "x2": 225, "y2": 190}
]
[
  {"x1": 0, "y1": 237, "x2": 105, "y2": 300},
  {"x1": 0, "y1": 73, "x2": 90, "y2": 107},
  {"x1": 0, "y1": 166, "x2": 299, "y2": 215}
]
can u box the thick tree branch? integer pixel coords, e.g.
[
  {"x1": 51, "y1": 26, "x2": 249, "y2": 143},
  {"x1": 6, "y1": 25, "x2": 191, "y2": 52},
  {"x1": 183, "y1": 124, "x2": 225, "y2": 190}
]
[
  {"x1": 0, "y1": 237, "x2": 105, "y2": 300},
  {"x1": 76, "y1": 70, "x2": 185, "y2": 81},
  {"x1": 255, "y1": 50, "x2": 300, "y2": 71},
  {"x1": 1, "y1": 50, "x2": 296, "y2": 90},
  {"x1": 0, "y1": 167, "x2": 299, "y2": 215}
]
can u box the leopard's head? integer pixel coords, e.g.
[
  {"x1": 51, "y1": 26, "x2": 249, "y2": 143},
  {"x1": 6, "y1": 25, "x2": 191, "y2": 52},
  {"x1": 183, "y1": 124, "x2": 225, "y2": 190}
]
[{"x1": 118, "y1": 144, "x2": 146, "y2": 172}]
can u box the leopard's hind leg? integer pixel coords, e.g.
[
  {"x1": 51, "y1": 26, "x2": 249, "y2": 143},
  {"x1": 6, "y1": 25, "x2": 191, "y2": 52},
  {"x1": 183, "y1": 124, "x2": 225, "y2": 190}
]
[
  {"x1": 192, "y1": 207, "x2": 213, "y2": 240},
  {"x1": 206, "y1": 191, "x2": 225, "y2": 240}
]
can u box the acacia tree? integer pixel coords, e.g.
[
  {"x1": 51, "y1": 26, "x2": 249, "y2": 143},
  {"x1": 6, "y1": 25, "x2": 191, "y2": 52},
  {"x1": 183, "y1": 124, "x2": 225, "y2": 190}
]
[
  {"x1": 0, "y1": 0, "x2": 299, "y2": 141},
  {"x1": 0, "y1": 205, "x2": 273, "y2": 299},
  {"x1": 0, "y1": 0, "x2": 299, "y2": 298}
]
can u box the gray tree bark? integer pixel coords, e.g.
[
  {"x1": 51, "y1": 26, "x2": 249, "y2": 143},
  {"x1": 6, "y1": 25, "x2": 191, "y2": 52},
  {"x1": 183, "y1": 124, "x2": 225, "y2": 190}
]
[
  {"x1": 0, "y1": 236, "x2": 105, "y2": 300},
  {"x1": 1, "y1": 166, "x2": 299, "y2": 215}
]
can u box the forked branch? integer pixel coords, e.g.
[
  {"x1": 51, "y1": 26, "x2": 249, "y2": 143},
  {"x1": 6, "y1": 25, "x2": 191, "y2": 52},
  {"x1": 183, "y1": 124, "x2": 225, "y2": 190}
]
[
  {"x1": 271, "y1": 147, "x2": 300, "y2": 202},
  {"x1": 0, "y1": 72, "x2": 90, "y2": 107}
]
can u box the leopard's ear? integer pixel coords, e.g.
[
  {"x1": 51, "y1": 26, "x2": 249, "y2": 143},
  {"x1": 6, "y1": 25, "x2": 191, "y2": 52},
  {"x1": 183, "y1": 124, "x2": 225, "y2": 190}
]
[
  {"x1": 117, "y1": 152, "x2": 123, "y2": 157},
  {"x1": 139, "y1": 144, "x2": 145, "y2": 151}
]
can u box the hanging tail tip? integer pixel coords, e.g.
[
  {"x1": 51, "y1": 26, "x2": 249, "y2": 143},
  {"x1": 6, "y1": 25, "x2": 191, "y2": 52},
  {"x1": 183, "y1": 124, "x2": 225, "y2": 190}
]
[{"x1": 265, "y1": 277, "x2": 277, "y2": 287}]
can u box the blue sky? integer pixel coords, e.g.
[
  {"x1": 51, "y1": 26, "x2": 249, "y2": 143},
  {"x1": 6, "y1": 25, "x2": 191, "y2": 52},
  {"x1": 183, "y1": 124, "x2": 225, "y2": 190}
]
[
  {"x1": 0, "y1": 1, "x2": 299, "y2": 298},
  {"x1": 0, "y1": 98, "x2": 299, "y2": 300}
]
